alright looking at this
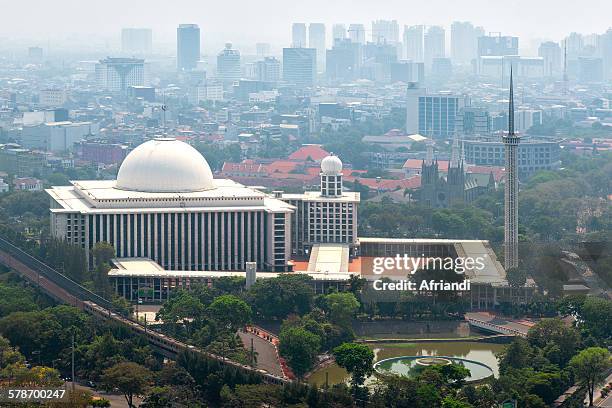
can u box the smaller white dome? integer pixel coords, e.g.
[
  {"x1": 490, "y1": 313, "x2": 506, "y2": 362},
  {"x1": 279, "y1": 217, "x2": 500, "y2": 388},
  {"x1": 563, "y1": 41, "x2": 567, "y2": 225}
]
[{"x1": 321, "y1": 155, "x2": 343, "y2": 175}]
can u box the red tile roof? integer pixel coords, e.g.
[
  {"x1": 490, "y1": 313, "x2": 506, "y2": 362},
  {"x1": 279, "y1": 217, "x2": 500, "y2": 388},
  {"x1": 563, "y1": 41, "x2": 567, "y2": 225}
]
[{"x1": 288, "y1": 145, "x2": 330, "y2": 161}]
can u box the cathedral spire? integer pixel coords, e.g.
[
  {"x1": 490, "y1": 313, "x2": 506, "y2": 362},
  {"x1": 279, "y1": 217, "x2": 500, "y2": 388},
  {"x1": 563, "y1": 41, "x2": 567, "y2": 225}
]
[
  {"x1": 509, "y1": 66, "x2": 514, "y2": 136},
  {"x1": 450, "y1": 132, "x2": 459, "y2": 168}
]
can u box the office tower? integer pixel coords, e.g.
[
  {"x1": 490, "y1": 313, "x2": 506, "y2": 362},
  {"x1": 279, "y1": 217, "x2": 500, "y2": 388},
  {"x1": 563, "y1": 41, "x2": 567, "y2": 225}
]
[
  {"x1": 404, "y1": 25, "x2": 424, "y2": 62},
  {"x1": 348, "y1": 24, "x2": 366, "y2": 44},
  {"x1": 217, "y1": 43, "x2": 241, "y2": 88},
  {"x1": 309, "y1": 23, "x2": 326, "y2": 71},
  {"x1": 406, "y1": 83, "x2": 465, "y2": 138},
  {"x1": 292, "y1": 23, "x2": 307, "y2": 47},
  {"x1": 503, "y1": 69, "x2": 520, "y2": 270},
  {"x1": 177, "y1": 24, "x2": 200, "y2": 70},
  {"x1": 478, "y1": 34, "x2": 519, "y2": 56},
  {"x1": 431, "y1": 57, "x2": 452, "y2": 79},
  {"x1": 121, "y1": 28, "x2": 152, "y2": 54},
  {"x1": 602, "y1": 29, "x2": 612, "y2": 81},
  {"x1": 255, "y1": 56, "x2": 281, "y2": 82},
  {"x1": 424, "y1": 26, "x2": 445, "y2": 68},
  {"x1": 95, "y1": 57, "x2": 146, "y2": 94},
  {"x1": 332, "y1": 24, "x2": 346, "y2": 42},
  {"x1": 565, "y1": 32, "x2": 584, "y2": 59},
  {"x1": 283, "y1": 47, "x2": 316, "y2": 87},
  {"x1": 578, "y1": 57, "x2": 604, "y2": 82},
  {"x1": 455, "y1": 107, "x2": 491, "y2": 137},
  {"x1": 371, "y1": 20, "x2": 400, "y2": 44},
  {"x1": 451, "y1": 21, "x2": 481, "y2": 64},
  {"x1": 390, "y1": 61, "x2": 425, "y2": 83},
  {"x1": 326, "y1": 39, "x2": 361, "y2": 83},
  {"x1": 256, "y1": 42, "x2": 271, "y2": 57},
  {"x1": 538, "y1": 41, "x2": 562, "y2": 77}
]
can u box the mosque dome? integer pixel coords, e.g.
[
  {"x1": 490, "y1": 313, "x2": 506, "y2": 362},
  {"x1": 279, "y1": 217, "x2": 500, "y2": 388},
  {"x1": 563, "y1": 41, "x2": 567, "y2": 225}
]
[
  {"x1": 321, "y1": 155, "x2": 343, "y2": 175},
  {"x1": 116, "y1": 138, "x2": 214, "y2": 193}
]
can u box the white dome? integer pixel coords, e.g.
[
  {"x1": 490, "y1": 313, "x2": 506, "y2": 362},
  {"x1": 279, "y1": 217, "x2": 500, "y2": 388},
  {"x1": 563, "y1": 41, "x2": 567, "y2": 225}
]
[
  {"x1": 321, "y1": 155, "x2": 343, "y2": 175},
  {"x1": 116, "y1": 138, "x2": 214, "y2": 193}
]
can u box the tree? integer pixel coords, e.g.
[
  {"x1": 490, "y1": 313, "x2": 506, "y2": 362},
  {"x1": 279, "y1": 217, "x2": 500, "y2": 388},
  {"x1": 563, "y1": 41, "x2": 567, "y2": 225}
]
[
  {"x1": 506, "y1": 267, "x2": 527, "y2": 288},
  {"x1": 332, "y1": 342, "x2": 374, "y2": 390},
  {"x1": 498, "y1": 338, "x2": 533, "y2": 373},
  {"x1": 101, "y1": 362, "x2": 152, "y2": 408},
  {"x1": 156, "y1": 291, "x2": 205, "y2": 332},
  {"x1": 569, "y1": 347, "x2": 611, "y2": 407},
  {"x1": 278, "y1": 327, "x2": 321, "y2": 378},
  {"x1": 324, "y1": 292, "x2": 360, "y2": 328},
  {"x1": 207, "y1": 295, "x2": 252, "y2": 332},
  {"x1": 526, "y1": 318, "x2": 579, "y2": 366},
  {"x1": 248, "y1": 275, "x2": 314, "y2": 319},
  {"x1": 91, "y1": 242, "x2": 115, "y2": 267}
]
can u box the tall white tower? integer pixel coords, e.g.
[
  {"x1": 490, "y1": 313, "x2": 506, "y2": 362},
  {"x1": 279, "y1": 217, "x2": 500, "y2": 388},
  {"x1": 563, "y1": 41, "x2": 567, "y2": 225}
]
[{"x1": 503, "y1": 68, "x2": 520, "y2": 270}]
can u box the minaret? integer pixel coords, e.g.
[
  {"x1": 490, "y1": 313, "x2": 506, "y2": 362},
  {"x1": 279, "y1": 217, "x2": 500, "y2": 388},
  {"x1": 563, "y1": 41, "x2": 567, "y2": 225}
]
[{"x1": 503, "y1": 67, "x2": 520, "y2": 270}]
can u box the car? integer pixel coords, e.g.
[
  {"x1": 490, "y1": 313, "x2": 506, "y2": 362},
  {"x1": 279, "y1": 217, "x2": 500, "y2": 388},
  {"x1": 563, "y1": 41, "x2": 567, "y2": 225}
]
[{"x1": 86, "y1": 380, "x2": 97, "y2": 388}]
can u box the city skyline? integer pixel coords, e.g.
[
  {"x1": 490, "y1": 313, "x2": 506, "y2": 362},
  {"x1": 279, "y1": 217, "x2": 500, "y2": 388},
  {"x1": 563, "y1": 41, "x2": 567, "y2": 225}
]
[{"x1": 2, "y1": 0, "x2": 612, "y2": 55}]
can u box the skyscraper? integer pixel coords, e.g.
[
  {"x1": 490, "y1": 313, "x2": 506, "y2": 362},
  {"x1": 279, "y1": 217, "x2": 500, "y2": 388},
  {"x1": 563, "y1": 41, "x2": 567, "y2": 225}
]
[
  {"x1": 121, "y1": 28, "x2": 152, "y2": 54},
  {"x1": 348, "y1": 24, "x2": 366, "y2": 44},
  {"x1": 538, "y1": 41, "x2": 562, "y2": 77},
  {"x1": 503, "y1": 68, "x2": 520, "y2": 270},
  {"x1": 177, "y1": 24, "x2": 200, "y2": 71},
  {"x1": 95, "y1": 58, "x2": 146, "y2": 94},
  {"x1": 283, "y1": 47, "x2": 316, "y2": 88},
  {"x1": 477, "y1": 34, "x2": 519, "y2": 57},
  {"x1": 424, "y1": 26, "x2": 445, "y2": 68},
  {"x1": 404, "y1": 25, "x2": 424, "y2": 62},
  {"x1": 450, "y1": 21, "x2": 481, "y2": 64},
  {"x1": 406, "y1": 84, "x2": 466, "y2": 138},
  {"x1": 292, "y1": 23, "x2": 307, "y2": 47},
  {"x1": 309, "y1": 23, "x2": 326, "y2": 72},
  {"x1": 326, "y1": 39, "x2": 361, "y2": 83},
  {"x1": 217, "y1": 43, "x2": 241, "y2": 88},
  {"x1": 371, "y1": 20, "x2": 400, "y2": 44},
  {"x1": 332, "y1": 24, "x2": 346, "y2": 42},
  {"x1": 256, "y1": 42, "x2": 271, "y2": 57},
  {"x1": 255, "y1": 57, "x2": 281, "y2": 82}
]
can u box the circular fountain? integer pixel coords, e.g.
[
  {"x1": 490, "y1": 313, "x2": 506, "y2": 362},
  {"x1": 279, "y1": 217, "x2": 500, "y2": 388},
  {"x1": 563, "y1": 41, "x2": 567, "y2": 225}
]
[{"x1": 373, "y1": 355, "x2": 494, "y2": 383}]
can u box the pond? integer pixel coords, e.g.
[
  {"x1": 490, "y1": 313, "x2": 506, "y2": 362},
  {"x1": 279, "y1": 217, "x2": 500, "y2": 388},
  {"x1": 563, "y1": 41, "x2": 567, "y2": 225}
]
[{"x1": 308, "y1": 341, "x2": 506, "y2": 387}]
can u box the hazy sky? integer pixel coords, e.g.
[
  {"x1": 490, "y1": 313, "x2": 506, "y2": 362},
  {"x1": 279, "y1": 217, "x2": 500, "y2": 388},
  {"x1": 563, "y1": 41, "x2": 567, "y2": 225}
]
[{"x1": 2, "y1": 0, "x2": 611, "y2": 54}]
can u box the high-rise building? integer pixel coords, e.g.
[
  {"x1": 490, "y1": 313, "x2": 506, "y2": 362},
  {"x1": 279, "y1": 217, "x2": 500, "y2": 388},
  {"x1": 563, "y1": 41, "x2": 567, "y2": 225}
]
[
  {"x1": 292, "y1": 23, "x2": 307, "y2": 47},
  {"x1": 578, "y1": 57, "x2": 604, "y2": 82},
  {"x1": 424, "y1": 26, "x2": 445, "y2": 68},
  {"x1": 332, "y1": 24, "x2": 346, "y2": 42},
  {"x1": 309, "y1": 23, "x2": 326, "y2": 72},
  {"x1": 326, "y1": 39, "x2": 361, "y2": 83},
  {"x1": 255, "y1": 57, "x2": 281, "y2": 83},
  {"x1": 371, "y1": 20, "x2": 399, "y2": 44},
  {"x1": 256, "y1": 42, "x2": 271, "y2": 57},
  {"x1": 95, "y1": 57, "x2": 146, "y2": 94},
  {"x1": 121, "y1": 28, "x2": 152, "y2": 54},
  {"x1": 503, "y1": 69, "x2": 520, "y2": 270},
  {"x1": 177, "y1": 24, "x2": 200, "y2": 71},
  {"x1": 406, "y1": 83, "x2": 466, "y2": 138},
  {"x1": 28, "y1": 46, "x2": 43, "y2": 60},
  {"x1": 283, "y1": 47, "x2": 316, "y2": 88},
  {"x1": 477, "y1": 34, "x2": 518, "y2": 57},
  {"x1": 348, "y1": 24, "x2": 366, "y2": 44},
  {"x1": 450, "y1": 21, "x2": 482, "y2": 64},
  {"x1": 601, "y1": 28, "x2": 612, "y2": 81},
  {"x1": 455, "y1": 107, "x2": 491, "y2": 137},
  {"x1": 404, "y1": 25, "x2": 424, "y2": 62},
  {"x1": 217, "y1": 43, "x2": 241, "y2": 88},
  {"x1": 565, "y1": 32, "x2": 584, "y2": 59},
  {"x1": 538, "y1": 41, "x2": 562, "y2": 77}
]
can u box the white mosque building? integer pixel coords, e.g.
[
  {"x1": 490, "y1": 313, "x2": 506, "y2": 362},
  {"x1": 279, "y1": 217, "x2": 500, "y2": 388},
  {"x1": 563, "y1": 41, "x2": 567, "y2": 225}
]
[{"x1": 47, "y1": 138, "x2": 294, "y2": 272}]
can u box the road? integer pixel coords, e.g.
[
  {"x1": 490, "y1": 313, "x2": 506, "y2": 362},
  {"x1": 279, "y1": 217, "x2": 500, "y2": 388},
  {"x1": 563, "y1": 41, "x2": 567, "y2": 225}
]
[
  {"x1": 593, "y1": 372, "x2": 612, "y2": 407},
  {"x1": 66, "y1": 382, "x2": 143, "y2": 408},
  {"x1": 238, "y1": 331, "x2": 284, "y2": 378}
]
